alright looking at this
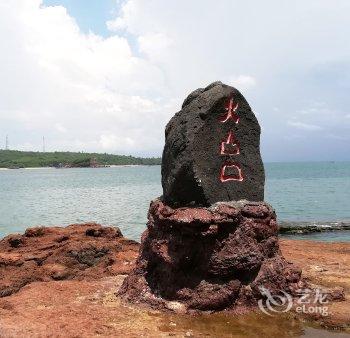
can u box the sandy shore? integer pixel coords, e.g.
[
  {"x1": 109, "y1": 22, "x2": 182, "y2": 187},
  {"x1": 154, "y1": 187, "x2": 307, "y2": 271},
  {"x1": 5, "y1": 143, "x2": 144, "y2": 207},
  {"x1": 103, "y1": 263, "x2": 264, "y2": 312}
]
[
  {"x1": 24, "y1": 167, "x2": 54, "y2": 170},
  {"x1": 0, "y1": 165, "x2": 146, "y2": 170},
  {"x1": 0, "y1": 225, "x2": 349, "y2": 337},
  {"x1": 0, "y1": 167, "x2": 54, "y2": 170}
]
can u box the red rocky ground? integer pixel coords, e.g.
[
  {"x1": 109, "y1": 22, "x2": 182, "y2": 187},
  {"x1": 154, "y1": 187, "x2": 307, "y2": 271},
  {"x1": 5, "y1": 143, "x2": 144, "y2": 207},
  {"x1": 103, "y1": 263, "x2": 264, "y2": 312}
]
[
  {"x1": 0, "y1": 222, "x2": 348, "y2": 337},
  {"x1": 0, "y1": 223, "x2": 139, "y2": 297}
]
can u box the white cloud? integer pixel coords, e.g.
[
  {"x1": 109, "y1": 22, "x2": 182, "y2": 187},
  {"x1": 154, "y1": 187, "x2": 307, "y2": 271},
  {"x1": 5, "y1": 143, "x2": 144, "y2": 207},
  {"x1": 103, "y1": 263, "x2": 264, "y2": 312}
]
[
  {"x1": 0, "y1": 0, "x2": 350, "y2": 160},
  {"x1": 106, "y1": 0, "x2": 138, "y2": 32},
  {"x1": 326, "y1": 133, "x2": 349, "y2": 141},
  {"x1": 15, "y1": 142, "x2": 37, "y2": 152},
  {"x1": 0, "y1": 0, "x2": 172, "y2": 155},
  {"x1": 55, "y1": 123, "x2": 67, "y2": 133},
  {"x1": 287, "y1": 121, "x2": 323, "y2": 131},
  {"x1": 99, "y1": 133, "x2": 135, "y2": 150},
  {"x1": 227, "y1": 75, "x2": 257, "y2": 91},
  {"x1": 138, "y1": 33, "x2": 173, "y2": 61}
]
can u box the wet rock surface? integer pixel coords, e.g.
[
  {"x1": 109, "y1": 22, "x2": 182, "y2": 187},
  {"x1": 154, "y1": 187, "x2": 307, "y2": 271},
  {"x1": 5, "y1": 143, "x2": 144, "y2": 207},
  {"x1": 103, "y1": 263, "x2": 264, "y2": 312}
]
[
  {"x1": 0, "y1": 223, "x2": 139, "y2": 297},
  {"x1": 119, "y1": 199, "x2": 302, "y2": 312},
  {"x1": 162, "y1": 81, "x2": 265, "y2": 207}
]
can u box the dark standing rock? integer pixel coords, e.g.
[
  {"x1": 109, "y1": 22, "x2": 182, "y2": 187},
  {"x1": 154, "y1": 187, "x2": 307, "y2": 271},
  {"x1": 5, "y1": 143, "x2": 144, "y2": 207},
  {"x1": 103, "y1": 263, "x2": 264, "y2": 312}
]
[
  {"x1": 162, "y1": 81, "x2": 265, "y2": 207},
  {"x1": 118, "y1": 199, "x2": 303, "y2": 312},
  {"x1": 119, "y1": 82, "x2": 303, "y2": 314}
]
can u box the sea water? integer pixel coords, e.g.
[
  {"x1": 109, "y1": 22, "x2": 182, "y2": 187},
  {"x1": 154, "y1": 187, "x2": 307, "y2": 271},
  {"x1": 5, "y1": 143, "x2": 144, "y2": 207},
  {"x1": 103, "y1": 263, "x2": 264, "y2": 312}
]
[{"x1": 0, "y1": 161, "x2": 349, "y2": 241}]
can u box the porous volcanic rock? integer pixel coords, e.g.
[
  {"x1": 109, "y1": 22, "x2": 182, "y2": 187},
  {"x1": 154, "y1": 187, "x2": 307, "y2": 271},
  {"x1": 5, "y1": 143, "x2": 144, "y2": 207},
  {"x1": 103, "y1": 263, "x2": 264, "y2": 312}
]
[
  {"x1": 0, "y1": 238, "x2": 348, "y2": 336},
  {"x1": 0, "y1": 223, "x2": 139, "y2": 297},
  {"x1": 118, "y1": 199, "x2": 302, "y2": 312},
  {"x1": 162, "y1": 81, "x2": 265, "y2": 207}
]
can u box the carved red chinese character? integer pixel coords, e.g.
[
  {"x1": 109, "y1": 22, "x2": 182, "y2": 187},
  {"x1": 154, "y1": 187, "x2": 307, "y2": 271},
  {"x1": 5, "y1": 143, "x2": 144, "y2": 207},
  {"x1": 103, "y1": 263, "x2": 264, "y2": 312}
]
[
  {"x1": 220, "y1": 130, "x2": 240, "y2": 155},
  {"x1": 219, "y1": 97, "x2": 239, "y2": 124},
  {"x1": 220, "y1": 161, "x2": 244, "y2": 182}
]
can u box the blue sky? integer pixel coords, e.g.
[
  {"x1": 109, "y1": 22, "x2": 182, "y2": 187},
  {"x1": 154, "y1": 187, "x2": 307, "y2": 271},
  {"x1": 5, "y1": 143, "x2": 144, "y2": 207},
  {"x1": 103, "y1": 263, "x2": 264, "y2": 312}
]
[
  {"x1": 0, "y1": 1, "x2": 349, "y2": 161},
  {"x1": 43, "y1": 0, "x2": 117, "y2": 37}
]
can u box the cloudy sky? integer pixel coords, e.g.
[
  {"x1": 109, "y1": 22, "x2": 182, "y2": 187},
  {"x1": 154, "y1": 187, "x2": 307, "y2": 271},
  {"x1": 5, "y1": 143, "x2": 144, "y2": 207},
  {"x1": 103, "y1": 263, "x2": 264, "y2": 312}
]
[{"x1": 0, "y1": 0, "x2": 349, "y2": 161}]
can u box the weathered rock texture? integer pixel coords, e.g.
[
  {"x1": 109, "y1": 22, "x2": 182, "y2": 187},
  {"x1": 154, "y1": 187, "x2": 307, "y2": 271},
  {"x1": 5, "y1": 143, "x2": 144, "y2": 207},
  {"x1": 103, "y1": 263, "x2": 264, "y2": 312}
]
[
  {"x1": 0, "y1": 227, "x2": 348, "y2": 336},
  {"x1": 119, "y1": 199, "x2": 302, "y2": 312},
  {"x1": 162, "y1": 81, "x2": 265, "y2": 207},
  {"x1": 0, "y1": 223, "x2": 139, "y2": 297}
]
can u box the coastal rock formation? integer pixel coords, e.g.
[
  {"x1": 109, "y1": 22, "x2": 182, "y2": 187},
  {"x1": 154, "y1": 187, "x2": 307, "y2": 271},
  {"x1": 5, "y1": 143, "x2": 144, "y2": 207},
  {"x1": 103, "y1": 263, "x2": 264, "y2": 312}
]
[
  {"x1": 0, "y1": 223, "x2": 139, "y2": 297},
  {"x1": 119, "y1": 199, "x2": 302, "y2": 312},
  {"x1": 0, "y1": 225, "x2": 348, "y2": 336},
  {"x1": 162, "y1": 81, "x2": 264, "y2": 207},
  {"x1": 120, "y1": 82, "x2": 302, "y2": 313}
]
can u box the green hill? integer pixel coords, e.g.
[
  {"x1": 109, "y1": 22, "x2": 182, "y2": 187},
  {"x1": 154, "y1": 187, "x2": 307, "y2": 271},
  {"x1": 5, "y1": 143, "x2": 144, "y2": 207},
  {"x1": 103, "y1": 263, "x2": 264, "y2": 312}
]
[{"x1": 0, "y1": 150, "x2": 161, "y2": 168}]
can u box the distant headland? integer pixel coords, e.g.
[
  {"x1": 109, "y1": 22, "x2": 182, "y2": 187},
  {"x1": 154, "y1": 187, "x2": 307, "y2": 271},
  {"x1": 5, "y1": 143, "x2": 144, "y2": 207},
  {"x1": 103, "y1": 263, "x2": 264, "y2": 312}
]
[{"x1": 0, "y1": 150, "x2": 161, "y2": 169}]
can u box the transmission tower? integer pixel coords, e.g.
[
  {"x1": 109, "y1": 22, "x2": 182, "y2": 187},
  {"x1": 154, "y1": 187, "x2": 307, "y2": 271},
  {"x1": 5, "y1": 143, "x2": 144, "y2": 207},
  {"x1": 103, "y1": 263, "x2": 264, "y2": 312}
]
[
  {"x1": 5, "y1": 135, "x2": 9, "y2": 150},
  {"x1": 42, "y1": 136, "x2": 46, "y2": 153}
]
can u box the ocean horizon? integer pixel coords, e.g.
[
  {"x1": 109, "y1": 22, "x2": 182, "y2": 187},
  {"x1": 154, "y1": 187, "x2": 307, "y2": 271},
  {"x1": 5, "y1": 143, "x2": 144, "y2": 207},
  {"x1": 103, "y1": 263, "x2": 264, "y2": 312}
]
[{"x1": 0, "y1": 161, "x2": 349, "y2": 242}]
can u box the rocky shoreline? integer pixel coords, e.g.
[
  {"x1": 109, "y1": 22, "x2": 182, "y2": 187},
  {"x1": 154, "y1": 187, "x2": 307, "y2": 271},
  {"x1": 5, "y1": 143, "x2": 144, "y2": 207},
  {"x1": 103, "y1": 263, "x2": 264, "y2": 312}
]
[
  {"x1": 279, "y1": 221, "x2": 350, "y2": 235},
  {"x1": 119, "y1": 199, "x2": 303, "y2": 312},
  {"x1": 0, "y1": 223, "x2": 349, "y2": 337},
  {"x1": 0, "y1": 223, "x2": 139, "y2": 298}
]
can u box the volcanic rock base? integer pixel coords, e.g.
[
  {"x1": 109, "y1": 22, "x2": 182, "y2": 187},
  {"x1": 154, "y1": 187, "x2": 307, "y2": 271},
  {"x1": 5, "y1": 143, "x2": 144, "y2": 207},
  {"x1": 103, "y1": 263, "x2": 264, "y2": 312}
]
[{"x1": 119, "y1": 199, "x2": 302, "y2": 312}]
